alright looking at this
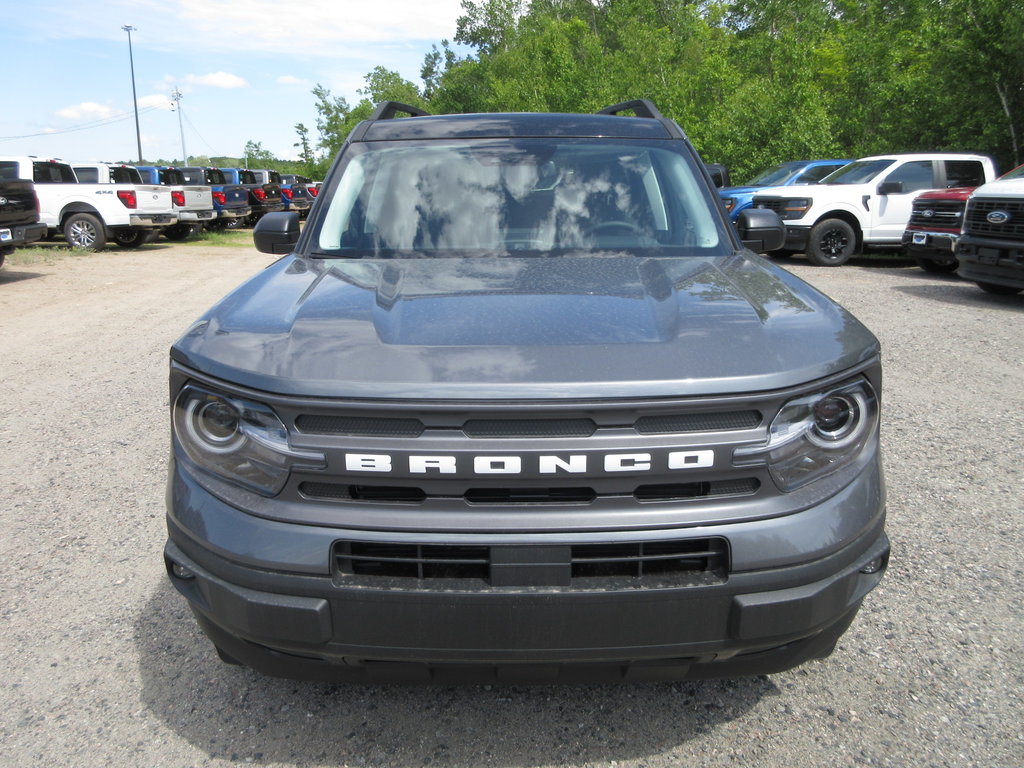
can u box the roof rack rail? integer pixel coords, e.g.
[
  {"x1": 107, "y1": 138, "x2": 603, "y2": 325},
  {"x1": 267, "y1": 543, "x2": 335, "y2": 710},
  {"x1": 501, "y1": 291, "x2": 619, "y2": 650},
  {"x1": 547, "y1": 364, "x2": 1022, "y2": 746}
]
[
  {"x1": 596, "y1": 100, "x2": 664, "y2": 119},
  {"x1": 369, "y1": 101, "x2": 430, "y2": 121}
]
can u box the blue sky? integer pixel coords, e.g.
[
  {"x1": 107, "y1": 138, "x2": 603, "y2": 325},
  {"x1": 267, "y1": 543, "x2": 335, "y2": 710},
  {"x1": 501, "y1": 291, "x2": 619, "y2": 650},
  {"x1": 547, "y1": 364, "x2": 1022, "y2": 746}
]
[{"x1": 2, "y1": 0, "x2": 466, "y2": 165}]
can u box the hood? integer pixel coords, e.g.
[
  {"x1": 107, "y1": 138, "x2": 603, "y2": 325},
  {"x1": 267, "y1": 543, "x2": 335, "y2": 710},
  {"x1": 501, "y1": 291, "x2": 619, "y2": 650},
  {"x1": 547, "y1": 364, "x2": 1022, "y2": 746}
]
[
  {"x1": 171, "y1": 253, "x2": 879, "y2": 399},
  {"x1": 973, "y1": 177, "x2": 1024, "y2": 197}
]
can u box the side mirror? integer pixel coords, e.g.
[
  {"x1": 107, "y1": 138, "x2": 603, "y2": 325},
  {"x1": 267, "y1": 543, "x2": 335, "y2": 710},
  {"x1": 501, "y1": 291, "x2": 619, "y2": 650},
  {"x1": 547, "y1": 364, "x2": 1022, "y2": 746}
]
[
  {"x1": 736, "y1": 208, "x2": 786, "y2": 253},
  {"x1": 253, "y1": 211, "x2": 301, "y2": 254},
  {"x1": 877, "y1": 180, "x2": 903, "y2": 195}
]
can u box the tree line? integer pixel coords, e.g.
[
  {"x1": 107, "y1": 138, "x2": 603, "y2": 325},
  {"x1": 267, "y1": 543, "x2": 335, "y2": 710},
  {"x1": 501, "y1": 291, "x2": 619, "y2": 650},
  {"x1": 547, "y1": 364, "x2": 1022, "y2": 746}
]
[{"x1": 301, "y1": 0, "x2": 1021, "y2": 184}]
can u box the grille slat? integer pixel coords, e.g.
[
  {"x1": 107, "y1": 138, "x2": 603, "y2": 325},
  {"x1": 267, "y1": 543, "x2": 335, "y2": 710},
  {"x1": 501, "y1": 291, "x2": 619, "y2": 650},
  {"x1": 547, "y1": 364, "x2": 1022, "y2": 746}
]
[{"x1": 333, "y1": 538, "x2": 729, "y2": 589}]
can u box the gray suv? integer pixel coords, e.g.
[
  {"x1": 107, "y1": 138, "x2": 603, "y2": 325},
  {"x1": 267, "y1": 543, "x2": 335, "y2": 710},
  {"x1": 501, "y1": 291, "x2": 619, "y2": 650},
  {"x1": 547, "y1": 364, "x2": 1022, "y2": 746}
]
[{"x1": 164, "y1": 100, "x2": 889, "y2": 684}]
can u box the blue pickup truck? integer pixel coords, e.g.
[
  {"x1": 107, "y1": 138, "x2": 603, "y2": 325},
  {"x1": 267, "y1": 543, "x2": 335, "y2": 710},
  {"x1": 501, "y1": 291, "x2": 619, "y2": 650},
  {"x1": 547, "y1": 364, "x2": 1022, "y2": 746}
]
[
  {"x1": 720, "y1": 159, "x2": 850, "y2": 222},
  {"x1": 181, "y1": 168, "x2": 251, "y2": 229}
]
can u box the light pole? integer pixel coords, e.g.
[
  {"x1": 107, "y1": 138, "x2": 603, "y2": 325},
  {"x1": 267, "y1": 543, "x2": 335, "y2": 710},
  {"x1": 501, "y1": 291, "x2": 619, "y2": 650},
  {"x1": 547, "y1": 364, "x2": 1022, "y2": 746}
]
[
  {"x1": 171, "y1": 88, "x2": 187, "y2": 164},
  {"x1": 122, "y1": 24, "x2": 143, "y2": 163}
]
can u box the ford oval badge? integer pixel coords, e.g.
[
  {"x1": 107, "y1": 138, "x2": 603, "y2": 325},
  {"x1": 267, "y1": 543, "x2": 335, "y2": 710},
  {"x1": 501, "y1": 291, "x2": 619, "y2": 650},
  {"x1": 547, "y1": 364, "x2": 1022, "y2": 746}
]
[{"x1": 986, "y1": 210, "x2": 1010, "y2": 225}]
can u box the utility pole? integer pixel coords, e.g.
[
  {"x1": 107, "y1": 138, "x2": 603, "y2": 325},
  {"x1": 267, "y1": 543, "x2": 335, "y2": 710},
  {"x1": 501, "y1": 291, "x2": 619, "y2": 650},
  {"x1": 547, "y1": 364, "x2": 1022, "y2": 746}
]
[
  {"x1": 171, "y1": 88, "x2": 187, "y2": 164},
  {"x1": 122, "y1": 25, "x2": 143, "y2": 163}
]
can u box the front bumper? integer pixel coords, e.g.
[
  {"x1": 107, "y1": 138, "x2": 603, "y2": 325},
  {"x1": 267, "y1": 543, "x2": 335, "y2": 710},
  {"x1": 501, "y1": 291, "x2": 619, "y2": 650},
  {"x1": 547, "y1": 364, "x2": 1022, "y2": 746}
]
[
  {"x1": 901, "y1": 230, "x2": 958, "y2": 259},
  {"x1": 781, "y1": 224, "x2": 810, "y2": 252},
  {"x1": 957, "y1": 235, "x2": 1024, "y2": 289},
  {"x1": 165, "y1": 455, "x2": 889, "y2": 683}
]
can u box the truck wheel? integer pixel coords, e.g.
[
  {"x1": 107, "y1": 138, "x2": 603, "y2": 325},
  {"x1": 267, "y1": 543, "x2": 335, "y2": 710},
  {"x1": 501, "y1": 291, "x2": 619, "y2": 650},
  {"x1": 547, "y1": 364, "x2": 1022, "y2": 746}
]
[
  {"x1": 806, "y1": 219, "x2": 856, "y2": 266},
  {"x1": 224, "y1": 217, "x2": 244, "y2": 230},
  {"x1": 915, "y1": 256, "x2": 958, "y2": 273},
  {"x1": 112, "y1": 228, "x2": 157, "y2": 249},
  {"x1": 976, "y1": 281, "x2": 1022, "y2": 295},
  {"x1": 162, "y1": 223, "x2": 199, "y2": 241},
  {"x1": 64, "y1": 213, "x2": 107, "y2": 250}
]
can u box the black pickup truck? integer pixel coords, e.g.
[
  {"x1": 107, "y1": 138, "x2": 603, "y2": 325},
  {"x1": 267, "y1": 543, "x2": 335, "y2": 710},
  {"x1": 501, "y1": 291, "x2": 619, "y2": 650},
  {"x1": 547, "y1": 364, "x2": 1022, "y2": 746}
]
[{"x1": 0, "y1": 161, "x2": 47, "y2": 267}]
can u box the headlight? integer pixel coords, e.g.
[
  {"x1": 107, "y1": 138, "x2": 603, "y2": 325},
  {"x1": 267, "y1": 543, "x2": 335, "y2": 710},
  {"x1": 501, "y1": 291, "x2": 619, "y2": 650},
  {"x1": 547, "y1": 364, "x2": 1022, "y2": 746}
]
[
  {"x1": 780, "y1": 198, "x2": 811, "y2": 220},
  {"x1": 173, "y1": 385, "x2": 325, "y2": 496},
  {"x1": 733, "y1": 379, "x2": 878, "y2": 491}
]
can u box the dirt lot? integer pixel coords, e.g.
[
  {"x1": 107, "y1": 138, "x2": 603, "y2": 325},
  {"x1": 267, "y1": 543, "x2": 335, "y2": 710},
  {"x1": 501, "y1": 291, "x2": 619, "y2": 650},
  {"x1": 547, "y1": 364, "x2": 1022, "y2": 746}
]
[{"x1": 0, "y1": 242, "x2": 1021, "y2": 767}]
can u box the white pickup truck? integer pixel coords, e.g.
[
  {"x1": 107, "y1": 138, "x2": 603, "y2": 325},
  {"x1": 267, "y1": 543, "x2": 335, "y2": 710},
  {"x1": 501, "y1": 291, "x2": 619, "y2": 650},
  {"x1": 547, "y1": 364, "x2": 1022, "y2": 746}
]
[
  {"x1": 751, "y1": 153, "x2": 998, "y2": 265},
  {"x1": 70, "y1": 162, "x2": 178, "y2": 247},
  {"x1": 133, "y1": 165, "x2": 215, "y2": 240},
  {"x1": 0, "y1": 156, "x2": 177, "y2": 250}
]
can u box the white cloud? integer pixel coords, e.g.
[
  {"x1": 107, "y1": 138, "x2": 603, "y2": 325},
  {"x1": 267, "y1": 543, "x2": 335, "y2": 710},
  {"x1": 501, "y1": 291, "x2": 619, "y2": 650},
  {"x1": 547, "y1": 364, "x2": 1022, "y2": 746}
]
[
  {"x1": 138, "y1": 93, "x2": 174, "y2": 110},
  {"x1": 184, "y1": 72, "x2": 248, "y2": 89},
  {"x1": 56, "y1": 102, "x2": 115, "y2": 120}
]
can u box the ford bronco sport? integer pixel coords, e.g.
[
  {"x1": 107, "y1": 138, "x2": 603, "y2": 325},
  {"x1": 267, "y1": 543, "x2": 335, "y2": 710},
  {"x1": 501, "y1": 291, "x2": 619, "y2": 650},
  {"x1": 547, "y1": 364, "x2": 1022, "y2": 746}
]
[{"x1": 164, "y1": 101, "x2": 889, "y2": 684}]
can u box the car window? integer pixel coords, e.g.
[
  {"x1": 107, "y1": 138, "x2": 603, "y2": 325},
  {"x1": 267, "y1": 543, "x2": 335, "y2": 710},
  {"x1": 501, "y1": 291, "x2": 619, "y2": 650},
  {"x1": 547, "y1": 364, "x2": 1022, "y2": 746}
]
[
  {"x1": 181, "y1": 168, "x2": 205, "y2": 185},
  {"x1": 0, "y1": 161, "x2": 18, "y2": 181},
  {"x1": 74, "y1": 167, "x2": 99, "y2": 183},
  {"x1": 747, "y1": 163, "x2": 802, "y2": 186},
  {"x1": 34, "y1": 162, "x2": 77, "y2": 183},
  {"x1": 821, "y1": 159, "x2": 896, "y2": 184},
  {"x1": 314, "y1": 139, "x2": 727, "y2": 257},
  {"x1": 884, "y1": 161, "x2": 934, "y2": 193},
  {"x1": 240, "y1": 171, "x2": 258, "y2": 184},
  {"x1": 944, "y1": 160, "x2": 985, "y2": 188},
  {"x1": 206, "y1": 169, "x2": 227, "y2": 185},
  {"x1": 110, "y1": 166, "x2": 143, "y2": 184},
  {"x1": 797, "y1": 163, "x2": 846, "y2": 184},
  {"x1": 160, "y1": 169, "x2": 186, "y2": 185}
]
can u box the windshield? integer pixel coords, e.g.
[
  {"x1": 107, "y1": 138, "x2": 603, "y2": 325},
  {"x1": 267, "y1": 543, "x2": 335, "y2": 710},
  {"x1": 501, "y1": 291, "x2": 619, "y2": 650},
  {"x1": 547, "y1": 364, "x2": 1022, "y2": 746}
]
[
  {"x1": 312, "y1": 139, "x2": 728, "y2": 258},
  {"x1": 820, "y1": 159, "x2": 896, "y2": 185},
  {"x1": 746, "y1": 162, "x2": 803, "y2": 187},
  {"x1": 1001, "y1": 164, "x2": 1024, "y2": 180}
]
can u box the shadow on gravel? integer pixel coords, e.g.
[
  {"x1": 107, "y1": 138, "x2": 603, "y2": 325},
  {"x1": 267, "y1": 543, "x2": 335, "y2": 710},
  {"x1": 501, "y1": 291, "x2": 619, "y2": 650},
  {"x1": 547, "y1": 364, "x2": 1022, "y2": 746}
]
[
  {"x1": 891, "y1": 280, "x2": 1024, "y2": 310},
  {"x1": 772, "y1": 252, "x2": 916, "y2": 269},
  {"x1": 0, "y1": 268, "x2": 46, "y2": 284},
  {"x1": 137, "y1": 580, "x2": 775, "y2": 766}
]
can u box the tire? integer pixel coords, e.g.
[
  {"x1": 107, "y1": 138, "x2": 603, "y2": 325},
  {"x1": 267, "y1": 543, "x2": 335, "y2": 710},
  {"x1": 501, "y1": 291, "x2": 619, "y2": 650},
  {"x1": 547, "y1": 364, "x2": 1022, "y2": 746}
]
[
  {"x1": 162, "y1": 223, "x2": 199, "y2": 241},
  {"x1": 915, "y1": 256, "x2": 958, "y2": 273},
  {"x1": 976, "y1": 281, "x2": 1022, "y2": 295},
  {"x1": 63, "y1": 213, "x2": 107, "y2": 250},
  {"x1": 112, "y1": 228, "x2": 157, "y2": 249},
  {"x1": 224, "y1": 217, "x2": 244, "y2": 230},
  {"x1": 806, "y1": 218, "x2": 857, "y2": 266}
]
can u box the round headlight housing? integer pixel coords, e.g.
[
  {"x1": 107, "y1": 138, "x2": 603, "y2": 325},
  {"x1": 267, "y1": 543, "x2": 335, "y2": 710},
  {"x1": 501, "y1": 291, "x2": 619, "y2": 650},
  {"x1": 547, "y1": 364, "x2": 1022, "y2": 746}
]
[
  {"x1": 173, "y1": 385, "x2": 325, "y2": 496},
  {"x1": 734, "y1": 379, "x2": 878, "y2": 492}
]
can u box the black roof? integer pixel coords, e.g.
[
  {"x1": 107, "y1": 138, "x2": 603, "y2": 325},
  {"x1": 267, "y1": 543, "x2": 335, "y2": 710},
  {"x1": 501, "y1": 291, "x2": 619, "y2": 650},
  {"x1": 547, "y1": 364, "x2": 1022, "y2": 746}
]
[{"x1": 356, "y1": 99, "x2": 685, "y2": 142}]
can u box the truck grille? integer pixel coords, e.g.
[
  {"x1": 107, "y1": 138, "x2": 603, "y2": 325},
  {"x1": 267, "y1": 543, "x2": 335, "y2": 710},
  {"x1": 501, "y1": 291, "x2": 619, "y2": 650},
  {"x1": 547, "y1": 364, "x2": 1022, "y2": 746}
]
[
  {"x1": 964, "y1": 198, "x2": 1024, "y2": 239},
  {"x1": 752, "y1": 199, "x2": 786, "y2": 214},
  {"x1": 300, "y1": 477, "x2": 759, "y2": 505},
  {"x1": 296, "y1": 410, "x2": 760, "y2": 438},
  {"x1": 332, "y1": 537, "x2": 729, "y2": 589},
  {"x1": 908, "y1": 200, "x2": 965, "y2": 229}
]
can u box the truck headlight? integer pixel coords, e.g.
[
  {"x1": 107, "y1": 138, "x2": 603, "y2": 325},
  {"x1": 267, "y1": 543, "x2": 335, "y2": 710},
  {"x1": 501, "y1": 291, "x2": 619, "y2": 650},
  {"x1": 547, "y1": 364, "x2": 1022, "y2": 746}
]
[
  {"x1": 733, "y1": 379, "x2": 878, "y2": 491},
  {"x1": 780, "y1": 198, "x2": 811, "y2": 220},
  {"x1": 173, "y1": 385, "x2": 325, "y2": 496}
]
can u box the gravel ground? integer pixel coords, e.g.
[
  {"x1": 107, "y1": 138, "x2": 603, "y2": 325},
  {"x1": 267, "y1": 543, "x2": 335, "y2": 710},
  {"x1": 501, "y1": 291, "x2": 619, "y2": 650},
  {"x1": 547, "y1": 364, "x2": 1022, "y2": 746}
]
[{"x1": 0, "y1": 244, "x2": 1021, "y2": 768}]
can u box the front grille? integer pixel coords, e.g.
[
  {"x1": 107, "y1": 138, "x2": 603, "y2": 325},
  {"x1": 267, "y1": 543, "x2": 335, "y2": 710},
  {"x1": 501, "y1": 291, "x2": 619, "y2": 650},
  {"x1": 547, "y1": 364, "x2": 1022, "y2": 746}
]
[
  {"x1": 332, "y1": 537, "x2": 729, "y2": 589},
  {"x1": 300, "y1": 477, "x2": 759, "y2": 505},
  {"x1": 293, "y1": 410, "x2": 760, "y2": 438},
  {"x1": 908, "y1": 200, "x2": 965, "y2": 228},
  {"x1": 752, "y1": 199, "x2": 786, "y2": 214},
  {"x1": 964, "y1": 198, "x2": 1024, "y2": 240}
]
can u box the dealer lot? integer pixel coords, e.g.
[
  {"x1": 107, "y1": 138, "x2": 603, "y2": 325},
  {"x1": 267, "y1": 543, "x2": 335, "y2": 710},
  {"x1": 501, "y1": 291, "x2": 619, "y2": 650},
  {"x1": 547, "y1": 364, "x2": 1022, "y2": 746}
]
[{"x1": 0, "y1": 244, "x2": 1020, "y2": 767}]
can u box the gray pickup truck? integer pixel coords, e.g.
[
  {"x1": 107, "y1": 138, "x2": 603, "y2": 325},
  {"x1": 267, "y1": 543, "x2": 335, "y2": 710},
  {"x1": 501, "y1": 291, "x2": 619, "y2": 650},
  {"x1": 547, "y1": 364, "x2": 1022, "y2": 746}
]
[{"x1": 164, "y1": 100, "x2": 889, "y2": 684}]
